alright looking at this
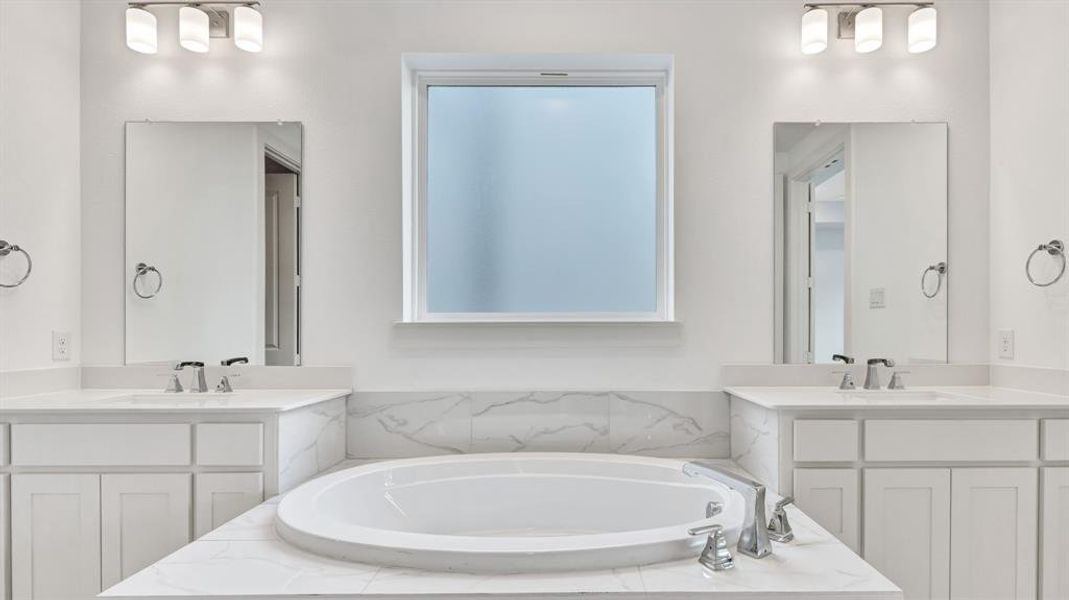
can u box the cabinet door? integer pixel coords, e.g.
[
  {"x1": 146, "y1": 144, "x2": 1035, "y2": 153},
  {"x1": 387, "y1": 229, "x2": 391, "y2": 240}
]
[
  {"x1": 194, "y1": 472, "x2": 263, "y2": 537},
  {"x1": 864, "y1": 468, "x2": 951, "y2": 600},
  {"x1": 11, "y1": 474, "x2": 101, "y2": 600},
  {"x1": 950, "y1": 468, "x2": 1037, "y2": 600},
  {"x1": 793, "y1": 468, "x2": 859, "y2": 552},
  {"x1": 1, "y1": 475, "x2": 8, "y2": 600},
  {"x1": 101, "y1": 474, "x2": 192, "y2": 588},
  {"x1": 1042, "y1": 468, "x2": 1069, "y2": 600}
]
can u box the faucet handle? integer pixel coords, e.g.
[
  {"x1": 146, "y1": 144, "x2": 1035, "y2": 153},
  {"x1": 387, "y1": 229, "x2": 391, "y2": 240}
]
[
  {"x1": 215, "y1": 374, "x2": 240, "y2": 393},
  {"x1": 831, "y1": 370, "x2": 856, "y2": 390},
  {"x1": 160, "y1": 373, "x2": 184, "y2": 393},
  {"x1": 888, "y1": 371, "x2": 911, "y2": 390},
  {"x1": 688, "y1": 524, "x2": 735, "y2": 571},
  {"x1": 768, "y1": 496, "x2": 795, "y2": 542}
]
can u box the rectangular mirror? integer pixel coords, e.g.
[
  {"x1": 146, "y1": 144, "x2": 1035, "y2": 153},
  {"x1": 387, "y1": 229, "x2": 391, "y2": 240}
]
[
  {"x1": 125, "y1": 121, "x2": 302, "y2": 366},
  {"x1": 773, "y1": 122, "x2": 948, "y2": 365}
]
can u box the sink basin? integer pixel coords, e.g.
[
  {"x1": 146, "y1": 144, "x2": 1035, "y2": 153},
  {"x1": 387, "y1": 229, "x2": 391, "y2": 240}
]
[
  {"x1": 102, "y1": 393, "x2": 235, "y2": 405},
  {"x1": 838, "y1": 390, "x2": 961, "y2": 403}
]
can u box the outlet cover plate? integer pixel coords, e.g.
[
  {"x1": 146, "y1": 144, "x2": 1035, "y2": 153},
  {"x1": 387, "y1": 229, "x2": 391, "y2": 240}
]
[
  {"x1": 998, "y1": 329, "x2": 1015, "y2": 359},
  {"x1": 52, "y1": 330, "x2": 71, "y2": 361}
]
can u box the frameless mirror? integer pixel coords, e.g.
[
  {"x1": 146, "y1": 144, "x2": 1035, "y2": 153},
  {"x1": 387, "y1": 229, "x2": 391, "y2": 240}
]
[
  {"x1": 125, "y1": 122, "x2": 302, "y2": 366},
  {"x1": 773, "y1": 122, "x2": 948, "y2": 365}
]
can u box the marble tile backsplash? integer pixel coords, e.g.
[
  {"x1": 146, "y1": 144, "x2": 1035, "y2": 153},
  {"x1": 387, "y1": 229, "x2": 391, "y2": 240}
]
[{"x1": 347, "y1": 391, "x2": 729, "y2": 459}]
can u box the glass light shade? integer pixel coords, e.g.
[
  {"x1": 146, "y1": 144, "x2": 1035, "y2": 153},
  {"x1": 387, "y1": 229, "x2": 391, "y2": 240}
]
[
  {"x1": 125, "y1": 7, "x2": 157, "y2": 54},
  {"x1": 233, "y1": 6, "x2": 263, "y2": 52},
  {"x1": 801, "y1": 8, "x2": 829, "y2": 55},
  {"x1": 854, "y1": 7, "x2": 883, "y2": 53},
  {"x1": 908, "y1": 6, "x2": 938, "y2": 53},
  {"x1": 179, "y1": 6, "x2": 210, "y2": 53}
]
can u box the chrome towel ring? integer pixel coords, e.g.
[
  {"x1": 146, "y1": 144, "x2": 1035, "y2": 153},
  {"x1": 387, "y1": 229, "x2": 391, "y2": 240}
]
[
  {"x1": 921, "y1": 261, "x2": 947, "y2": 298},
  {"x1": 0, "y1": 240, "x2": 32, "y2": 288},
  {"x1": 133, "y1": 262, "x2": 163, "y2": 298},
  {"x1": 1026, "y1": 240, "x2": 1065, "y2": 287}
]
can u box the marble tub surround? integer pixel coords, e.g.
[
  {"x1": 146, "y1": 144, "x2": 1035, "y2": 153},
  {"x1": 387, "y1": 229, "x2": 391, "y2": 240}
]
[
  {"x1": 346, "y1": 391, "x2": 729, "y2": 459},
  {"x1": 0, "y1": 387, "x2": 352, "y2": 413},
  {"x1": 278, "y1": 397, "x2": 347, "y2": 492},
  {"x1": 101, "y1": 460, "x2": 901, "y2": 599}
]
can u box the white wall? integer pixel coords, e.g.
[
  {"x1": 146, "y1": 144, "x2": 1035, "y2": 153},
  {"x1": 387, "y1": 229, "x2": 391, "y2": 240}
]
[
  {"x1": 989, "y1": 1, "x2": 1069, "y2": 374},
  {"x1": 0, "y1": 0, "x2": 81, "y2": 372},
  {"x1": 79, "y1": 0, "x2": 991, "y2": 390}
]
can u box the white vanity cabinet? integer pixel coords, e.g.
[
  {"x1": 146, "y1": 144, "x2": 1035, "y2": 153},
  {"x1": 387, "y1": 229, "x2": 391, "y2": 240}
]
[
  {"x1": 863, "y1": 469, "x2": 950, "y2": 600},
  {"x1": 10, "y1": 474, "x2": 102, "y2": 600},
  {"x1": 1042, "y1": 468, "x2": 1069, "y2": 600},
  {"x1": 730, "y1": 396, "x2": 1069, "y2": 600},
  {"x1": 101, "y1": 474, "x2": 192, "y2": 588}
]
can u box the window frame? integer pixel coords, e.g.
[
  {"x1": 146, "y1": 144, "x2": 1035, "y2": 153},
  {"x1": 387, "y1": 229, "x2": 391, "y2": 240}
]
[{"x1": 402, "y1": 64, "x2": 674, "y2": 323}]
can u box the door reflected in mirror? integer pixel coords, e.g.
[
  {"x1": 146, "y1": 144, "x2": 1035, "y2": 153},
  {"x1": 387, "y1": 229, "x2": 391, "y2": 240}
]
[
  {"x1": 773, "y1": 122, "x2": 948, "y2": 365},
  {"x1": 125, "y1": 122, "x2": 302, "y2": 366}
]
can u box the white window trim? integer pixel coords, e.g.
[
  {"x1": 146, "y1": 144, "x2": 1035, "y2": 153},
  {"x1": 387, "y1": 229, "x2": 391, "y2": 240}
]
[{"x1": 401, "y1": 54, "x2": 675, "y2": 324}]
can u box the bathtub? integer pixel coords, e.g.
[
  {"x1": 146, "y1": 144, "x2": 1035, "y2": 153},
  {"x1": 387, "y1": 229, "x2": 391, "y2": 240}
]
[{"x1": 275, "y1": 453, "x2": 746, "y2": 573}]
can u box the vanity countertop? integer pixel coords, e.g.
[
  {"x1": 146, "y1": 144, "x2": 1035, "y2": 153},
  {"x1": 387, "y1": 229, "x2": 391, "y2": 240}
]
[
  {"x1": 0, "y1": 388, "x2": 351, "y2": 414},
  {"x1": 725, "y1": 385, "x2": 1069, "y2": 410},
  {"x1": 100, "y1": 459, "x2": 900, "y2": 600}
]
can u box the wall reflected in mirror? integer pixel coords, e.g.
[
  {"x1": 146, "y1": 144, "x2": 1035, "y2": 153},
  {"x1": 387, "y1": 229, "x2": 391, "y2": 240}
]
[
  {"x1": 773, "y1": 122, "x2": 948, "y2": 365},
  {"x1": 125, "y1": 122, "x2": 302, "y2": 366}
]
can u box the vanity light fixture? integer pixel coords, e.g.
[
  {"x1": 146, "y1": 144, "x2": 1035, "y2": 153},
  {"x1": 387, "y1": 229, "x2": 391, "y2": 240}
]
[
  {"x1": 908, "y1": 6, "x2": 938, "y2": 53},
  {"x1": 125, "y1": 6, "x2": 158, "y2": 54},
  {"x1": 800, "y1": 8, "x2": 829, "y2": 55},
  {"x1": 800, "y1": 2, "x2": 936, "y2": 55},
  {"x1": 233, "y1": 5, "x2": 263, "y2": 52},
  {"x1": 125, "y1": 2, "x2": 263, "y2": 54},
  {"x1": 853, "y1": 6, "x2": 883, "y2": 53},
  {"x1": 179, "y1": 5, "x2": 211, "y2": 53}
]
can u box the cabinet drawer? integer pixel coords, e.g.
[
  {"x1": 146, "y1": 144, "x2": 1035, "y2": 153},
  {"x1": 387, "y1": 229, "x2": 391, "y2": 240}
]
[
  {"x1": 0, "y1": 423, "x2": 8, "y2": 465},
  {"x1": 1042, "y1": 420, "x2": 1069, "y2": 460},
  {"x1": 794, "y1": 420, "x2": 858, "y2": 462},
  {"x1": 196, "y1": 423, "x2": 263, "y2": 466},
  {"x1": 11, "y1": 424, "x2": 191, "y2": 466},
  {"x1": 865, "y1": 420, "x2": 1037, "y2": 462}
]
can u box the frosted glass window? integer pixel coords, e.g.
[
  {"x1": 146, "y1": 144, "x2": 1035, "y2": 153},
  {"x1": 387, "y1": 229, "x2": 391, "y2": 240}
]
[{"x1": 424, "y1": 85, "x2": 659, "y2": 315}]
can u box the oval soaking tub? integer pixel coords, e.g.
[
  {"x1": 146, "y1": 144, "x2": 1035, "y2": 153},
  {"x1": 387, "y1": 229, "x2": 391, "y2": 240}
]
[{"x1": 275, "y1": 453, "x2": 745, "y2": 573}]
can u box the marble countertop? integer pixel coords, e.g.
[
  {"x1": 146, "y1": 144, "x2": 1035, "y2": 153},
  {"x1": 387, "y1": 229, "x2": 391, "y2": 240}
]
[
  {"x1": 0, "y1": 388, "x2": 351, "y2": 413},
  {"x1": 101, "y1": 459, "x2": 900, "y2": 600},
  {"x1": 725, "y1": 385, "x2": 1069, "y2": 410}
]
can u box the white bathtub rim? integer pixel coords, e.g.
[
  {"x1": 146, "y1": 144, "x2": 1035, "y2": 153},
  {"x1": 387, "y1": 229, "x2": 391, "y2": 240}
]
[{"x1": 275, "y1": 453, "x2": 744, "y2": 556}]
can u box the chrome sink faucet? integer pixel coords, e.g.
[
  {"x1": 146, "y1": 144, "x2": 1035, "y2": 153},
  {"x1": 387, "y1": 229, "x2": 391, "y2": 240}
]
[
  {"x1": 864, "y1": 358, "x2": 895, "y2": 390},
  {"x1": 832, "y1": 354, "x2": 856, "y2": 390},
  {"x1": 216, "y1": 356, "x2": 248, "y2": 393},
  {"x1": 175, "y1": 361, "x2": 207, "y2": 393},
  {"x1": 683, "y1": 461, "x2": 772, "y2": 558}
]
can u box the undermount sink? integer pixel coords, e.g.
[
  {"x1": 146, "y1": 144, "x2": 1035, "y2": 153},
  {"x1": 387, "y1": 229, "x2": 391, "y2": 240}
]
[
  {"x1": 102, "y1": 393, "x2": 235, "y2": 405},
  {"x1": 838, "y1": 390, "x2": 961, "y2": 403}
]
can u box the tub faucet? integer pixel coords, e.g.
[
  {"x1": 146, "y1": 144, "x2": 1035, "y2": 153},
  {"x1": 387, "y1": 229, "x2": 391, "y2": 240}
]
[
  {"x1": 682, "y1": 461, "x2": 772, "y2": 559},
  {"x1": 175, "y1": 361, "x2": 207, "y2": 393},
  {"x1": 864, "y1": 358, "x2": 895, "y2": 390}
]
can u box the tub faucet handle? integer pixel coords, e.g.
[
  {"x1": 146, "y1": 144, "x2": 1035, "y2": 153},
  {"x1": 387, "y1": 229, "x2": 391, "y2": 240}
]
[
  {"x1": 688, "y1": 524, "x2": 734, "y2": 571},
  {"x1": 767, "y1": 496, "x2": 794, "y2": 542}
]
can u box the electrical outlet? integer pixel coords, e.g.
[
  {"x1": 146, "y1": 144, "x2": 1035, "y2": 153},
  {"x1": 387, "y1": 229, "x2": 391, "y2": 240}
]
[
  {"x1": 998, "y1": 329, "x2": 1015, "y2": 360},
  {"x1": 869, "y1": 288, "x2": 886, "y2": 309},
  {"x1": 52, "y1": 330, "x2": 71, "y2": 361}
]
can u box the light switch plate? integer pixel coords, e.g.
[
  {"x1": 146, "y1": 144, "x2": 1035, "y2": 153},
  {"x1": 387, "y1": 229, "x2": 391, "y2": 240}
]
[
  {"x1": 998, "y1": 329, "x2": 1015, "y2": 359},
  {"x1": 52, "y1": 330, "x2": 71, "y2": 361},
  {"x1": 869, "y1": 288, "x2": 886, "y2": 309}
]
